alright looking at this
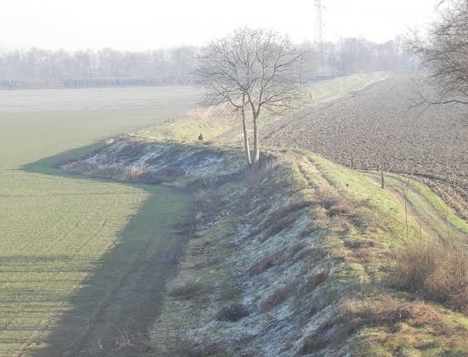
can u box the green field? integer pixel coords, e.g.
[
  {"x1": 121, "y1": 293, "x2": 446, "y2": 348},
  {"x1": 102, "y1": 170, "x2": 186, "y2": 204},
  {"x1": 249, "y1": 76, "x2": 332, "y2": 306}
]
[
  {"x1": 0, "y1": 86, "x2": 198, "y2": 356},
  {"x1": 0, "y1": 75, "x2": 389, "y2": 355}
]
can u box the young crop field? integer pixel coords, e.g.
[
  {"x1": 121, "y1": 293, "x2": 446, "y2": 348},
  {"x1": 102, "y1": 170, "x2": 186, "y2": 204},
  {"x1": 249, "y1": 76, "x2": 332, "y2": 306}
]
[{"x1": 0, "y1": 86, "x2": 197, "y2": 356}]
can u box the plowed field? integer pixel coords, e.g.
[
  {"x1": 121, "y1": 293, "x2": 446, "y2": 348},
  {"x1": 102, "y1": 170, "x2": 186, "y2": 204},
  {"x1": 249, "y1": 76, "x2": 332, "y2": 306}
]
[{"x1": 264, "y1": 75, "x2": 468, "y2": 218}]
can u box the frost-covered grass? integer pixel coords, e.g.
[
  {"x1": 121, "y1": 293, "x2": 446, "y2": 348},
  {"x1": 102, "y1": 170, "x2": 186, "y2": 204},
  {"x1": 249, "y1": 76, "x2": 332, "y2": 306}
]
[{"x1": 153, "y1": 149, "x2": 468, "y2": 356}]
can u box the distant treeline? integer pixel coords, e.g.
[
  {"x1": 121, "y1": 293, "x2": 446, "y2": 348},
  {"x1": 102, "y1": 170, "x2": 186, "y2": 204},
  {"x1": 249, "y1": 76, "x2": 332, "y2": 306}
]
[
  {"x1": 0, "y1": 38, "x2": 412, "y2": 89},
  {"x1": 0, "y1": 47, "x2": 197, "y2": 89}
]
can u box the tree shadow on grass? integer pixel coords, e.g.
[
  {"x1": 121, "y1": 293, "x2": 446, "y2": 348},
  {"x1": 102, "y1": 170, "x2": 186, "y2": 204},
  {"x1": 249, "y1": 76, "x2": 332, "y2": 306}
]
[
  {"x1": 21, "y1": 141, "x2": 105, "y2": 178},
  {"x1": 15, "y1": 144, "x2": 189, "y2": 356},
  {"x1": 26, "y1": 187, "x2": 187, "y2": 357}
]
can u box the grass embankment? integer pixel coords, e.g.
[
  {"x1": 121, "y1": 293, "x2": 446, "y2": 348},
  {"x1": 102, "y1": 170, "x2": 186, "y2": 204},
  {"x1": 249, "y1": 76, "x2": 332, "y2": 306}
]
[
  {"x1": 132, "y1": 106, "x2": 234, "y2": 143},
  {"x1": 153, "y1": 147, "x2": 468, "y2": 356},
  {"x1": 0, "y1": 74, "x2": 420, "y2": 355},
  {"x1": 305, "y1": 72, "x2": 388, "y2": 102},
  {"x1": 363, "y1": 172, "x2": 468, "y2": 244},
  {"x1": 132, "y1": 72, "x2": 388, "y2": 146}
]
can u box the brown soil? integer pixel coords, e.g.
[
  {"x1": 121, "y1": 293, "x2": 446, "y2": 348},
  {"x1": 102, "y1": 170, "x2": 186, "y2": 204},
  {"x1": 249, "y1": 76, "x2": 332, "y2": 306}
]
[{"x1": 263, "y1": 75, "x2": 468, "y2": 219}]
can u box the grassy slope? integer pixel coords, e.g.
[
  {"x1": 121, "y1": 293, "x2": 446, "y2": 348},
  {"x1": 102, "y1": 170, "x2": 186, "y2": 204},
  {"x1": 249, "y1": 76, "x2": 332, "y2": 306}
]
[
  {"x1": 132, "y1": 72, "x2": 389, "y2": 146},
  {"x1": 306, "y1": 72, "x2": 389, "y2": 102},
  {"x1": 0, "y1": 74, "x2": 427, "y2": 355},
  {"x1": 363, "y1": 172, "x2": 468, "y2": 244},
  {"x1": 0, "y1": 88, "x2": 196, "y2": 356},
  {"x1": 153, "y1": 150, "x2": 468, "y2": 356},
  {"x1": 139, "y1": 74, "x2": 468, "y2": 356}
]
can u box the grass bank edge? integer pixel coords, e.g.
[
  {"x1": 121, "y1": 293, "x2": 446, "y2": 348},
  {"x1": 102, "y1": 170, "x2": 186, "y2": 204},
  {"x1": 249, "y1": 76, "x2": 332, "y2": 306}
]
[{"x1": 154, "y1": 147, "x2": 468, "y2": 356}]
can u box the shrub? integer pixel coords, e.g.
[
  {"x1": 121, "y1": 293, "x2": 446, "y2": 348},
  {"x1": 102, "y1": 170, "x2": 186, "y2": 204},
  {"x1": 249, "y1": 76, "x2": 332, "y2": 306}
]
[{"x1": 215, "y1": 303, "x2": 250, "y2": 322}]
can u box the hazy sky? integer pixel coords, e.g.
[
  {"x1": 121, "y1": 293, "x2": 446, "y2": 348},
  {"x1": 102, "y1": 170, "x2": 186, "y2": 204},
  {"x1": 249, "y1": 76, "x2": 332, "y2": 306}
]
[{"x1": 1, "y1": 0, "x2": 440, "y2": 51}]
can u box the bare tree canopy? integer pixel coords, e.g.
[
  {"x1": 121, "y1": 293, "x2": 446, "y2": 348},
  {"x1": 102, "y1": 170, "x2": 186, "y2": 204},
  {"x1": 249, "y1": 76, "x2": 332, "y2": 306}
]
[
  {"x1": 194, "y1": 28, "x2": 307, "y2": 166},
  {"x1": 408, "y1": 0, "x2": 468, "y2": 104}
]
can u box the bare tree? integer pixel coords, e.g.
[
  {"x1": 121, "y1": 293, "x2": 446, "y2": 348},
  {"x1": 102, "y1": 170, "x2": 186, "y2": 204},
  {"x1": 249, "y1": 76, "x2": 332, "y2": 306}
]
[
  {"x1": 408, "y1": 0, "x2": 468, "y2": 105},
  {"x1": 194, "y1": 28, "x2": 307, "y2": 167}
]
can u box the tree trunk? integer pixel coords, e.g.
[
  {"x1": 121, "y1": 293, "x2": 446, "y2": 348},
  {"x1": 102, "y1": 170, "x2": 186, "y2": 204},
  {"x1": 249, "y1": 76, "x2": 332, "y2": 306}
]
[
  {"x1": 253, "y1": 116, "x2": 260, "y2": 164},
  {"x1": 242, "y1": 101, "x2": 252, "y2": 167}
]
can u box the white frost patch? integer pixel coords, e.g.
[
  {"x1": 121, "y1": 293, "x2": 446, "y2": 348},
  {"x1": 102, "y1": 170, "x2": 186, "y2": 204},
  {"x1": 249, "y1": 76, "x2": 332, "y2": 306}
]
[
  {"x1": 62, "y1": 140, "x2": 244, "y2": 183},
  {"x1": 183, "y1": 154, "x2": 220, "y2": 175}
]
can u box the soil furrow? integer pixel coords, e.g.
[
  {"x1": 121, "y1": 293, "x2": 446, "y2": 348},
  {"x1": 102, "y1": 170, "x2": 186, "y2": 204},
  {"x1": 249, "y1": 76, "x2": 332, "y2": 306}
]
[{"x1": 263, "y1": 75, "x2": 468, "y2": 219}]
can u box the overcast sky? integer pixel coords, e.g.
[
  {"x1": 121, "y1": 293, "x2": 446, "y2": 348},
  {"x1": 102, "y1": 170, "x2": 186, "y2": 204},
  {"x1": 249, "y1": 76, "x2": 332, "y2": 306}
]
[{"x1": 1, "y1": 0, "x2": 440, "y2": 51}]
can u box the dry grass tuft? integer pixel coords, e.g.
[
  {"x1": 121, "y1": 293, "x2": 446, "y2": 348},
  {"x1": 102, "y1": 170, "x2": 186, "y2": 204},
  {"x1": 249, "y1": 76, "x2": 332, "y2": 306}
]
[
  {"x1": 299, "y1": 318, "x2": 359, "y2": 354},
  {"x1": 177, "y1": 189, "x2": 224, "y2": 238},
  {"x1": 246, "y1": 197, "x2": 311, "y2": 240},
  {"x1": 163, "y1": 340, "x2": 227, "y2": 357},
  {"x1": 299, "y1": 267, "x2": 329, "y2": 296},
  {"x1": 242, "y1": 156, "x2": 293, "y2": 207},
  {"x1": 168, "y1": 282, "x2": 204, "y2": 301},
  {"x1": 114, "y1": 329, "x2": 154, "y2": 355},
  {"x1": 260, "y1": 281, "x2": 299, "y2": 313},
  {"x1": 321, "y1": 195, "x2": 373, "y2": 228},
  {"x1": 300, "y1": 296, "x2": 460, "y2": 355},
  {"x1": 243, "y1": 156, "x2": 282, "y2": 187},
  {"x1": 215, "y1": 303, "x2": 250, "y2": 322},
  {"x1": 190, "y1": 190, "x2": 223, "y2": 224},
  {"x1": 345, "y1": 295, "x2": 468, "y2": 356},
  {"x1": 248, "y1": 250, "x2": 283, "y2": 276},
  {"x1": 395, "y1": 240, "x2": 468, "y2": 313}
]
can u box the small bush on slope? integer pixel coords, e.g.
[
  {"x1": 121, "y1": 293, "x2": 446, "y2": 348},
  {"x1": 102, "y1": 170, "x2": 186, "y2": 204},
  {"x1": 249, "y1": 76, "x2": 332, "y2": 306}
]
[{"x1": 395, "y1": 240, "x2": 468, "y2": 314}]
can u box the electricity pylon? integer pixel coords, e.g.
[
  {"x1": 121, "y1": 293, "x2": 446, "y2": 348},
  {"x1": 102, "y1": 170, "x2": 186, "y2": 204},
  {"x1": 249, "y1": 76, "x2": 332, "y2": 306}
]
[{"x1": 314, "y1": 0, "x2": 324, "y2": 55}]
